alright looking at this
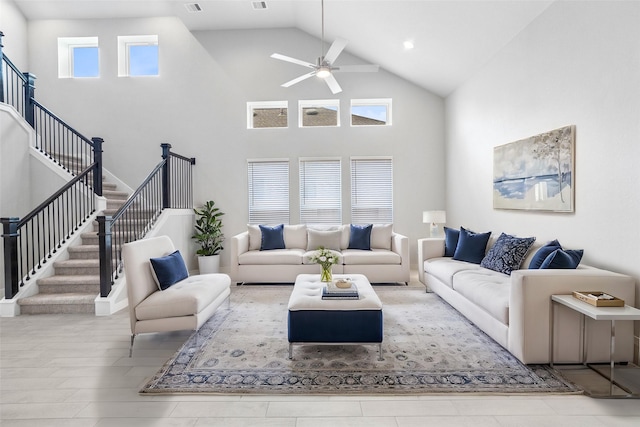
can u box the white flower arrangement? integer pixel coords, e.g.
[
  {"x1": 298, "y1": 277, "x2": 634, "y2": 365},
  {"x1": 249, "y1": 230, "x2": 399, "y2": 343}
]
[{"x1": 309, "y1": 247, "x2": 339, "y2": 269}]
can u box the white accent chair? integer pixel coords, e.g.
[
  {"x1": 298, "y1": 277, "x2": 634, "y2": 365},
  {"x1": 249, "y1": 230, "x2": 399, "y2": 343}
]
[{"x1": 122, "y1": 235, "x2": 231, "y2": 356}]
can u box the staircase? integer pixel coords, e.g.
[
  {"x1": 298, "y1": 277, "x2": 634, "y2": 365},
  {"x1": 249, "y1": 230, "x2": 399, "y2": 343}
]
[{"x1": 17, "y1": 179, "x2": 129, "y2": 314}]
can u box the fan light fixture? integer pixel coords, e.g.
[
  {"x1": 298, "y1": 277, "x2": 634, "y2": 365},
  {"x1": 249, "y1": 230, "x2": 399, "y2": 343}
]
[
  {"x1": 270, "y1": 0, "x2": 379, "y2": 94},
  {"x1": 316, "y1": 66, "x2": 331, "y2": 79}
]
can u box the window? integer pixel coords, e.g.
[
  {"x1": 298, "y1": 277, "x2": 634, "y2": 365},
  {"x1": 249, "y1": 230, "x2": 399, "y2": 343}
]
[
  {"x1": 351, "y1": 99, "x2": 392, "y2": 126},
  {"x1": 299, "y1": 100, "x2": 340, "y2": 127},
  {"x1": 299, "y1": 158, "x2": 342, "y2": 225},
  {"x1": 57, "y1": 37, "x2": 99, "y2": 78},
  {"x1": 247, "y1": 159, "x2": 289, "y2": 224},
  {"x1": 247, "y1": 101, "x2": 288, "y2": 129},
  {"x1": 351, "y1": 157, "x2": 393, "y2": 223},
  {"x1": 118, "y1": 35, "x2": 159, "y2": 77}
]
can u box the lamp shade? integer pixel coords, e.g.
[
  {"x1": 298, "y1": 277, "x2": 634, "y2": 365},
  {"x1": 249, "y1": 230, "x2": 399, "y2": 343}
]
[{"x1": 422, "y1": 210, "x2": 446, "y2": 224}]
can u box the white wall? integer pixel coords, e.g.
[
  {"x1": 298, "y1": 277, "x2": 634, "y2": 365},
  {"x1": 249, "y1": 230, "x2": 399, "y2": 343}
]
[
  {"x1": 25, "y1": 18, "x2": 445, "y2": 270},
  {"x1": 0, "y1": 0, "x2": 29, "y2": 70},
  {"x1": 446, "y1": 1, "x2": 640, "y2": 315}
]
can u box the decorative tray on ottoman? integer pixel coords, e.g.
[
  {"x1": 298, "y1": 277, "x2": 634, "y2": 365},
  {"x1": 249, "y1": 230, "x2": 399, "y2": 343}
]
[{"x1": 572, "y1": 291, "x2": 625, "y2": 307}]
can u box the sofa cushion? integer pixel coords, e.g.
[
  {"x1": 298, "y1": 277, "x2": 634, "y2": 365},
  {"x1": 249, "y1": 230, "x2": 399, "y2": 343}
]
[
  {"x1": 342, "y1": 249, "x2": 401, "y2": 265},
  {"x1": 135, "y1": 275, "x2": 229, "y2": 321},
  {"x1": 247, "y1": 224, "x2": 262, "y2": 251},
  {"x1": 307, "y1": 228, "x2": 342, "y2": 251},
  {"x1": 284, "y1": 224, "x2": 307, "y2": 249},
  {"x1": 528, "y1": 239, "x2": 562, "y2": 269},
  {"x1": 452, "y1": 269, "x2": 510, "y2": 325},
  {"x1": 348, "y1": 224, "x2": 372, "y2": 250},
  {"x1": 238, "y1": 249, "x2": 305, "y2": 265},
  {"x1": 540, "y1": 248, "x2": 584, "y2": 269},
  {"x1": 480, "y1": 233, "x2": 536, "y2": 275},
  {"x1": 424, "y1": 257, "x2": 481, "y2": 288},
  {"x1": 149, "y1": 250, "x2": 189, "y2": 291},
  {"x1": 260, "y1": 224, "x2": 286, "y2": 250},
  {"x1": 302, "y1": 249, "x2": 343, "y2": 265},
  {"x1": 453, "y1": 227, "x2": 491, "y2": 264},
  {"x1": 444, "y1": 226, "x2": 460, "y2": 257},
  {"x1": 370, "y1": 224, "x2": 393, "y2": 250}
]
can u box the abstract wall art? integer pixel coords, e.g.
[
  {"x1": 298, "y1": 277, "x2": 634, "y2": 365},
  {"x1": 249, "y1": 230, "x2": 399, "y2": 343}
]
[{"x1": 493, "y1": 125, "x2": 575, "y2": 212}]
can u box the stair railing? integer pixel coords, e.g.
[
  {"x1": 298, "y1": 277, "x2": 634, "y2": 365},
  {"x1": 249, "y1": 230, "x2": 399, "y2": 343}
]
[
  {"x1": 2, "y1": 144, "x2": 102, "y2": 299},
  {"x1": 97, "y1": 143, "x2": 195, "y2": 297},
  {"x1": 1, "y1": 32, "x2": 98, "y2": 180}
]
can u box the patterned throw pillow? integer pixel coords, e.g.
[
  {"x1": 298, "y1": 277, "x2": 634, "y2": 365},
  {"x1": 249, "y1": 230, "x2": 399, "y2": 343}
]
[{"x1": 481, "y1": 233, "x2": 536, "y2": 275}]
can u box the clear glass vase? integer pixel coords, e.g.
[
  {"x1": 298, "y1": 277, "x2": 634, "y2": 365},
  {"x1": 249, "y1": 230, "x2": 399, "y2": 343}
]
[{"x1": 320, "y1": 265, "x2": 332, "y2": 282}]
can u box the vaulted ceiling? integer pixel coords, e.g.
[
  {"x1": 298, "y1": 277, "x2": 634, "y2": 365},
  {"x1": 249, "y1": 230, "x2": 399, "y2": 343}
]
[{"x1": 12, "y1": 0, "x2": 554, "y2": 97}]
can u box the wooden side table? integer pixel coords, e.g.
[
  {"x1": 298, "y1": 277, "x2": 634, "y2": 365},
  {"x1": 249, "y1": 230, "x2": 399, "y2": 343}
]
[{"x1": 550, "y1": 294, "x2": 640, "y2": 397}]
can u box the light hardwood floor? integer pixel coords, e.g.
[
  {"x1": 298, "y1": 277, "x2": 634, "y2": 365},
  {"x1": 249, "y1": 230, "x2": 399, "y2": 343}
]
[{"x1": 2, "y1": 281, "x2": 639, "y2": 426}]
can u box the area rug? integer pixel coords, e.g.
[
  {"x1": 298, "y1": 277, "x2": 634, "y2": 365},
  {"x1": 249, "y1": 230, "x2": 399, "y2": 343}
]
[{"x1": 140, "y1": 285, "x2": 581, "y2": 395}]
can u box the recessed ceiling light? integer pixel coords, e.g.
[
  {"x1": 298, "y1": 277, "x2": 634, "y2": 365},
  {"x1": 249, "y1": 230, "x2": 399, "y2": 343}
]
[
  {"x1": 403, "y1": 40, "x2": 414, "y2": 50},
  {"x1": 252, "y1": 1, "x2": 268, "y2": 10},
  {"x1": 184, "y1": 3, "x2": 202, "y2": 13}
]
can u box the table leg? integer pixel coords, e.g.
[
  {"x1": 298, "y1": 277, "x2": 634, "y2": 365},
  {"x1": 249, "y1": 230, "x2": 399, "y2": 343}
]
[
  {"x1": 289, "y1": 343, "x2": 293, "y2": 360},
  {"x1": 549, "y1": 301, "x2": 555, "y2": 367},
  {"x1": 582, "y1": 313, "x2": 587, "y2": 365},
  {"x1": 610, "y1": 320, "x2": 615, "y2": 396},
  {"x1": 378, "y1": 343, "x2": 383, "y2": 361}
]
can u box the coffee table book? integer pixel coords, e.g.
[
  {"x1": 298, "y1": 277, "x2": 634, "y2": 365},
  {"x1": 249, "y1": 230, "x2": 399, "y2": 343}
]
[{"x1": 322, "y1": 285, "x2": 359, "y2": 300}]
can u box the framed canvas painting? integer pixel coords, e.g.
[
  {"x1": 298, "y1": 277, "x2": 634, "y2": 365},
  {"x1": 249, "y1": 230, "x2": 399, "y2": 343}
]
[{"x1": 493, "y1": 125, "x2": 575, "y2": 212}]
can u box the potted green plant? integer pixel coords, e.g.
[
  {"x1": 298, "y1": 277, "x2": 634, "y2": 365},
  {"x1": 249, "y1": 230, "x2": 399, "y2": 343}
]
[{"x1": 192, "y1": 200, "x2": 225, "y2": 274}]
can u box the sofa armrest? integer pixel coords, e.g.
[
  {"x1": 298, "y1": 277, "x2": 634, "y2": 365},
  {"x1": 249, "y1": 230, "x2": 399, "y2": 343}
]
[
  {"x1": 417, "y1": 238, "x2": 445, "y2": 285},
  {"x1": 230, "y1": 231, "x2": 249, "y2": 283},
  {"x1": 508, "y1": 267, "x2": 636, "y2": 364},
  {"x1": 391, "y1": 232, "x2": 410, "y2": 281}
]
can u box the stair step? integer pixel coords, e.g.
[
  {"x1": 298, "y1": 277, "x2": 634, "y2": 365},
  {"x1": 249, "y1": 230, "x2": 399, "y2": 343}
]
[
  {"x1": 81, "y1": 231, "x2": 139, "y2": 245},
  {"x1": 18, "y1": 293, "x2": 95, "y2": 314},
  {"x1": 103, "y1": 189, "x2": 129, "y2": 200},
  {"x1": 53, "y1": 259, "x2": 100, "y2": 275},
  {"x1": 102, "y1": 182, "x2": 117, "y2": 191},
  {"x1": 68, "y1": 245, "x2": 100, "y2": 259},
  {"x1": 37, "y1": 275, "x2": 100, "y2": 293}
]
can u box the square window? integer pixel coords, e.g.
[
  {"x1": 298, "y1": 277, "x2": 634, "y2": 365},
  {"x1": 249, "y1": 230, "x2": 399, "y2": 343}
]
[
  {"x1": 118, "y1": 35, "x2": 159, "y2": 77},
  {"x1": 72, "y1": 46, "x2": 99, "y2": 78},
  {"x1": 129, "y1": 44, "x2": 159, "y2": 76},
  {"x1": 58, "y1": 37, "x2": 99, "y2": 78}
]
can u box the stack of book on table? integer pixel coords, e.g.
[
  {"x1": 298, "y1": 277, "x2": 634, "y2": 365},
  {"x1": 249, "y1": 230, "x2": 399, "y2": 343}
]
[{"x1": 322, "y1": 280, "x2": 359, "y2": 300}]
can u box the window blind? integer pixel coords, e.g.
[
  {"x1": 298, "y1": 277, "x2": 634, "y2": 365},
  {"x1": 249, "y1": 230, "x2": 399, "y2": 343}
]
[
  {"x1": 299, "y1": 158, "x2": 342, "y2": 225},
  {"x1": 351, "y1": 157, "x2": 393, "y2": 224},
  {"x1": 247, "y1": 159, "x2": 289, "y2": 224}
]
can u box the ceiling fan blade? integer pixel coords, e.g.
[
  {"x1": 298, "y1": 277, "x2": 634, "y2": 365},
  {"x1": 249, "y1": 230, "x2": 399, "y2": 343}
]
[
  {"x1": 271, "y1": 53, "x2": 316, "y2": 69},
  {"x1": 281, "y1": 71, "x2": 317, "y2": 88},
  {"x1": 324, "y1": 73, "x2": 342, "y2": 94},
  {"x1": 334, "y1": 64, "x2": 379, "y2": 73},
  {"x1": 323, "y1": 37, "x2": 348, "y2": 64}
]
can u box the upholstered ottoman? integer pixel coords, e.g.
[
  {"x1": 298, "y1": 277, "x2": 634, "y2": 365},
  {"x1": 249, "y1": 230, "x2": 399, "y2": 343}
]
[{"x1": 287, "y1": 274, "x2": 384, "y2": 360}]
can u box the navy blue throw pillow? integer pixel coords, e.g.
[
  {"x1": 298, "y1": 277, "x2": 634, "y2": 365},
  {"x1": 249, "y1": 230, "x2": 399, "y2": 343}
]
[
  {"x1": 259, "y1": 224, "x2": 285, "y2": 250},
  {"x1": 443, "y1": 226, "x2": 460, "y2": 257},
  {"x1": 528, "y1": 239, "x2": 562, "y2": 269},
  {"x1": 480, "y1": 233, "x2": 536, "y2": 275},
  {"x1": 540, "y1": 248, "x2": 584, "y2": 269},
  {"x1": 348, "y1": 224, "x2": 372, "y2": 250},
  {"x1": 149, "y1": 250, "x2": 189, "y2": 291},
  {"x1": 453, "y1": 227, "x2": 491, "y2": 264}
]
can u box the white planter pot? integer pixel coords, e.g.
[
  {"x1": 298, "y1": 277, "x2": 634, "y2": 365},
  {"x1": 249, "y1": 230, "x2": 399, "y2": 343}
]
[{"x1": 198, "y1": 255, "x2": 220, "y2": 274}]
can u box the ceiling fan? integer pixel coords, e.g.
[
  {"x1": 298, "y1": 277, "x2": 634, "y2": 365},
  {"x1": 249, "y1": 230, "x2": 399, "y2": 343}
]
[{"x1": 270, "y1": 0, "x2": 379, "y2": 94}]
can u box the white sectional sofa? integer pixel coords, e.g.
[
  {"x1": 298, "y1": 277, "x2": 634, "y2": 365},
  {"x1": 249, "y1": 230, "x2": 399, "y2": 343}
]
[
  {"x1": 230, "y1": 224, "x2": 410, "y2": 285},
  {"x1": 418, "y1": 234, "x2": 636, "y2": 365}
]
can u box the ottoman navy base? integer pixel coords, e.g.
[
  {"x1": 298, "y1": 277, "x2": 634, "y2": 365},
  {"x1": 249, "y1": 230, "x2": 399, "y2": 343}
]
[{"x1": 287, "y1": 274, "x2": 384, "y2": 360}]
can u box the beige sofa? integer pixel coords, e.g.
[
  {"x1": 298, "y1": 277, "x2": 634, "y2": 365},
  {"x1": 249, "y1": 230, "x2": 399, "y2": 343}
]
[
  {"x1": 230, "y1": 224, "x2": 409, "y2": 285},
  {"x1": 418, "y1": 236, "x2": 636, "y2": 364}
]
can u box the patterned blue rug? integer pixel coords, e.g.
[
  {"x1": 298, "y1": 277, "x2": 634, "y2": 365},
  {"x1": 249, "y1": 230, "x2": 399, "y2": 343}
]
[{"x1": 140, "y1": 285, "x2": 581, "y2": 394}]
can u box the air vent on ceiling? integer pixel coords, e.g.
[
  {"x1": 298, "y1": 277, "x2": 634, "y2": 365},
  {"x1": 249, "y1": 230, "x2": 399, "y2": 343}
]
[
  {"x1": 252, "y1": 2, "x2": 268, "y2": 10},
  {"x1": 184, "y1": 3, "x2": 202, "y2": 13}
]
